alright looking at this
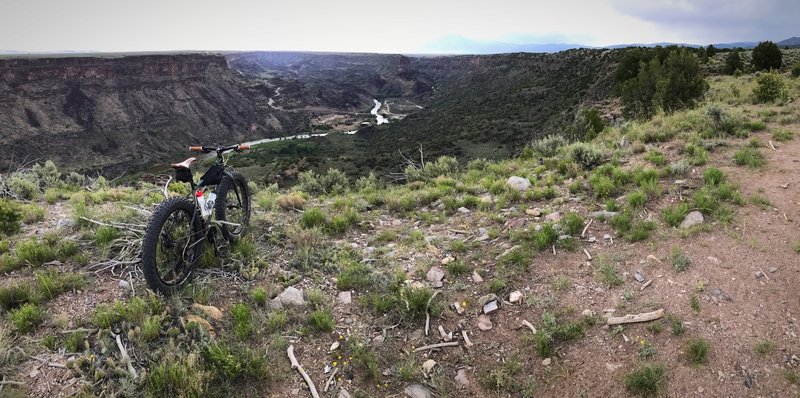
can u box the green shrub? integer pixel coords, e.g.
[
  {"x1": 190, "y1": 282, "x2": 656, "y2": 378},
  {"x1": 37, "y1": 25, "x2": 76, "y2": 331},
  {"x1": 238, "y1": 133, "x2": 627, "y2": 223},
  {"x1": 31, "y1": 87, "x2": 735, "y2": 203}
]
[
  {"x1": 300, "y1": 208, "x2": 326, "y2": 229},
  {"x1": 625, "y1": 363, "x2": 666, "y2": 397},
  {"x1": 670, "y1": 247, "x2": 690, "y2": 272},
  {"x1": 792, "y1": 62, "x2": 800, "y2": 78},
  {"x1": 530, "y1": 135, "x2": 568, "y2": 157},
  {"x1": 95, "y1": 226, "x2": 119, "y2": 246},
  {"x1": 732, "y1": 147, "x2": 766, "y2": 168},
  {"x1": 703, "y1": 167, "x2": 725, "y2": 186},
  {"x1": 319, "y1": 168, "x2": 350, "y2": 195},
  {"x1": 141, "y1": 316, "x2": 161, "y2": 341},
  {"x1": 445, "y1": 259, "x2": 470, "y2": 276},
  {"x1": 753, "y1": 72, "x2": 787, "y2": 103},
  {"x1": 144, "y1": 354, "x2": 208, "y2": 398},
  {"x1": 306, "y1": 309, "x2": 335, "y2": 333},
  {"x1": 15, "y1": 238, "x2": 57, "y2": 266},
  {"x1": 8, "y1": 303, "x2": 44, "y2": 333},
  {"x1": 64, "y1": 331, "x2": 86, "y2": 352},
  {"x1": 752, "y1": 41, "x2": 782, "y2": 71},
  {"x1": 644, "y1": 151, "x2": 667, "y2": 166},
  {"x1": 7, "y1": 174, "x2": 40, "y2": 200},
  {"x1": 628, "y1": 190, "x2": 647, "y2": 209},
  {"x1": 250, "y1": 287, "x2": 268, "y2": 306},
  {"x1": 772, "y1": 128, "x2": 793, "y2": 142},
  {"x1": 337, "y1": 261, "x2": 372, "y2": 290},
  {"x1": 532, "y1": 223, "x2": 559, "y2": 250},
  {"x1": 403, "y1": 286, "x2": 439, "y2": 320},
  {"x1": 662, "y1": 203, "x2": 689, "y2": 227},
  {"x1": 589, "y1": 174, "x2": 614, "y2": 197},
  {"x1": 562, "y1": 213, "x2": 584, "y2": 236},
  {"x1": 0, "y1": 200, "x2": 22, "y2": 235},
  {"x1": 686, "y1": 338, "x2": 710, "y2": 365},
  {"x1": 596, "y1": 261, "x2": 623, "y2": 287},
  {"x1": 569, "y1": 143, "x2": 605, "y2": 170},
  {"x1": 229, "y1": 303, "x2": 253, "y2": 339}
]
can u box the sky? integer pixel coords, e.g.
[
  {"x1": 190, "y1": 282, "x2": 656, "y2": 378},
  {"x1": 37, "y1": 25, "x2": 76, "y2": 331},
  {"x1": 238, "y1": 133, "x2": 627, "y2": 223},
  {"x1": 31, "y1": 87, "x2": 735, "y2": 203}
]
[{"x1": 0, "y1": 0, "x2": 798, "y2": 53}]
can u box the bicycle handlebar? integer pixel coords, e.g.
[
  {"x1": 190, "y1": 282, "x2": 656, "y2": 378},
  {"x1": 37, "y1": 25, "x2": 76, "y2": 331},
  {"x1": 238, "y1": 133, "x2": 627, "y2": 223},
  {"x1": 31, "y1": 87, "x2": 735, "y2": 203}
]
[{"x1": 188, "y1": 144, "x2": 250, "y2": 153}]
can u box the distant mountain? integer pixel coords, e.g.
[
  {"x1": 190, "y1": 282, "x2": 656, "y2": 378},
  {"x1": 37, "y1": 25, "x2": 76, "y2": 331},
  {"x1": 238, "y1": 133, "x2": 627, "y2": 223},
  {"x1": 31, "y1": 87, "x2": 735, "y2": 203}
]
[
  {"x1": 421, "y1": 35, "x2": 587, "y2": 54},
  {"x1": 778, "y1": 37, "x2": 800, "y2": 47},
  {"x1": 422, "y1": 35, "x2": 800, "y2": 54}
]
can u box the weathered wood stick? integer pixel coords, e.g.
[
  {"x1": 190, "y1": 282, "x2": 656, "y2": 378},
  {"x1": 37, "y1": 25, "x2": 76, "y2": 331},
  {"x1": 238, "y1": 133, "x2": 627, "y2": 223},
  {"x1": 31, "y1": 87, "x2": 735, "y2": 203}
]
[
  {"x1": 287, "y1": 345, "x2": 320, "y2": 398},
  {"x1": 323, "y1": 367, "x2": 339, "y2": 392},
  {"x1": 640, "y1": 280, "x2": 653, "y2": 291},
  {"x1": 114, "y1": 334, "x2": 138, "y2": 380},
  {"x1": 581, "y1": 219, "x2": 593, "y2": 238},
  {"x1": 583, "y1": 249, "x2": 592, "y2": 261},
  {"x1": 414, "y1": 342, "x2": 460, "y2": 352},
  {"x1": 607, "y1": 309, "x2": 665, "y2": 325},
  {"x1": 521, "y1": 320, "x2": 537, "y2": 334},
  {"x1": 461, "y1": 330, "x2": 474, "y2": 347}
]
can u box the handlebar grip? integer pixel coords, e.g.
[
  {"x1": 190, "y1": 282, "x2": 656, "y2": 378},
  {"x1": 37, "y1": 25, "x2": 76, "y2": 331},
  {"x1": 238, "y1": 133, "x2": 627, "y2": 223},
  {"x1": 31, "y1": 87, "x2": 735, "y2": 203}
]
[
  {"x1": 189, "y1": 146, "x2": 203, "y2": 152},
  {"x1": 238, "y1": 144, "x2": 250, "y2": 150}
]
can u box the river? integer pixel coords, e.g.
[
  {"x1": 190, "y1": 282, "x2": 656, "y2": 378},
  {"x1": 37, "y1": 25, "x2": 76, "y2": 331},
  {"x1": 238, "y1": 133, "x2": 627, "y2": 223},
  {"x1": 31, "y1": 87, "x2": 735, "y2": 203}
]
[{"x1": 243, "y1": 98, "x2": 387, "y2": 147}]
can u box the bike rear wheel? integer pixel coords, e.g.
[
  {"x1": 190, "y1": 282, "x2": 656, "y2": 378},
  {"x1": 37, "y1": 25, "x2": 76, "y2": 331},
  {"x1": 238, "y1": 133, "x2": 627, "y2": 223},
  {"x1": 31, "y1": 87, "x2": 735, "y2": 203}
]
[
  {"x1": 215, "y1": 171, "x2": 251, "y2": 242},
  {"x1": 141, "y1": 197, "x2": 204, "y2": 295}
]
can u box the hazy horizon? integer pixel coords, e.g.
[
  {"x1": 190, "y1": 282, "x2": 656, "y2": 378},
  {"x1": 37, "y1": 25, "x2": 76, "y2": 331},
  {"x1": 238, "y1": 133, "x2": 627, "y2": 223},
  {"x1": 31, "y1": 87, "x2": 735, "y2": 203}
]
[{"x1": 1, "y1": 0, "x2": 798, "y2": 54}]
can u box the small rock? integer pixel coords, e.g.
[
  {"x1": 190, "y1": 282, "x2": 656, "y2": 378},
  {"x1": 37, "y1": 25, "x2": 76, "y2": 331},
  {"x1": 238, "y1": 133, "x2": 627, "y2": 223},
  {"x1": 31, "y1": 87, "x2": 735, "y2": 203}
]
[
  {"x1": 338, "y1": 388, "x2": 352, "y2": 398},
  {"x1": 372, "y1": 335, "x2": 385, "y2": 346},
  {"x1": 542, "y1": 358, "x2": 551, "y2": 366},
  {"x1": 408, "y1": 329, "x2": 424, "y2": 341},
  {"x1": 422, "y1": 359, "x2": 436, "y2": 372},
  {"x1": 337, "y1": 291, "x2": 352, "y2": 305},
  {"x1": 455, "y1": 369, "x2": 470, "y2": 388},
  {"x1": 118, "y1": 279, "x2": 130, "y2": 290},
  {"x1": 591, "y1": 211, "x2": 618, "y2": 219},
  {"x1": 441, "y1": 256, "x2": 454, "y2": 265},
  {"x1": 581, "y1": 309, "x2": 595, "y2": 318},
  {"x1": 427, "y1": 266, "x2": 446, "y2": 282},
  {"x1": 575, "y1": 285, "x2": 589, "y2": 296},
  {"x1": 472, "y1": 271, "x2": 484, "y2": 283},
  {"x1": 509, "y1": 291, "x2": 523, "y2": 303},
  {"x1": 768, "y1": 267, "x2": 778, "y2": 273},
  {"x1": 634, "y1": 272, "x2": 645, "y2": 283},
  {"x1": 674, "y1": 179, "x2": 686, "y2": 185},
  {"x1": 603, "y1": 234, "x2": 612, "y2": 241},
  {"x1": 405, "y1": 383, "x2": 433, "y2": 398},
  {"x1": 525, "y1": 208, "x2": 541, "y2": 216},
  {"x1": 680, "y1": 211, "x2": 704, "y2": 229},
  {"x1": 457, "y1": 207, "x2": 470, "y2": 214},
  {"x1": 605, "y1": 362, "x2": 623, "y2": 372},
  {"x1": 277, "y1": 287, "x2": 305, "y2": 306},
  {"x1": 587, "y1": 236, "x2": 597, "y2": 243},
  {"x1": 56, "y1": 218, "x2": 76, "y2": 229},
  {"x1": 329, "y1": 342, "x2": 340, "y2": 351},
  {"x1": 192, "y1": 303, "x2": 223, "y2": 320},
  {"x1": 29, "y1": 369, "x2": 40, "y2": 378},
  {"x1": 479, "y1": 194, "x2": 493, "y2": 204},
  {"x1": 453, "y1": 301, "x2": 465, "y2": 315},
  {"x1": 754, "y1": 271, "x2": 764, "y2": 279},
  {"x1": 184, "y1": 314, "x2": 215, "y2": 336},
  {"x1": 545, "y1": 211, "x2": 562, "y2": 222},
  {"x1": 292, "y1": 388, "x2": 300, "y2": 395},
  {"x1": 477, "y1": 315, "x2": 493, "y2": 331},
  {"x1": 506, "y1": 176, "x2": 531, "y2": 191},
  {"x1": 483, "y1": 300, "x2": 500, "y2": 315},
  {"x1": 712, "y1": 288, "x2": 732, "y2": 302}
]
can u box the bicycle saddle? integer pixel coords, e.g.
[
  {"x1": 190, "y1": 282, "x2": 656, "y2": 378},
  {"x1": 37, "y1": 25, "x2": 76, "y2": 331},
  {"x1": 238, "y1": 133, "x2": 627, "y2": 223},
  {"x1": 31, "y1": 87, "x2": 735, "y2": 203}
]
[{"x1": 170, "y1": 157, "x2": 197, "y2": 170}]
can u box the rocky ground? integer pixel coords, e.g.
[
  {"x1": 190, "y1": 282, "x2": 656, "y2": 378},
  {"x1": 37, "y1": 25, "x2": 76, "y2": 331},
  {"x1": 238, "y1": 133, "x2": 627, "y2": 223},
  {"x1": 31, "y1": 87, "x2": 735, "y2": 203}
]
[{"x1": 0, "y1": 74, "x2": 799, "y2": 398}]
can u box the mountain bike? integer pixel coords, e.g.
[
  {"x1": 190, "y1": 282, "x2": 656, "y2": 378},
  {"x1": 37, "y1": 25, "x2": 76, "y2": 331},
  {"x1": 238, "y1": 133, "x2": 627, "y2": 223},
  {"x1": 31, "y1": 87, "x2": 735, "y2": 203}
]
[{"x1": 141, "y1": 144, "x2": 252, "y2": 295}]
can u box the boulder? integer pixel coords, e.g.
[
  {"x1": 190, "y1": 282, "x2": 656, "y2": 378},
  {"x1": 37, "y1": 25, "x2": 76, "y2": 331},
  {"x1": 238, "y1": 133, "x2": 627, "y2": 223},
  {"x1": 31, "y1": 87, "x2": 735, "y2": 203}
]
[{"x1": 506, "y1": 176, "x2": 531, "y2": 191}]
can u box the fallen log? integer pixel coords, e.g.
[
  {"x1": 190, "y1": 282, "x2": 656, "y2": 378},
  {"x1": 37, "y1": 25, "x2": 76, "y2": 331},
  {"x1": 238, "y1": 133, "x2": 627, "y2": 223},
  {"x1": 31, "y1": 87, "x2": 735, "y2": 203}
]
[
  {"x1": 287, "y1": 345, "x2": 320, "y2": 398},
  {"x1": 607, "y1": 309, "x2": 664, "y2": 325}
]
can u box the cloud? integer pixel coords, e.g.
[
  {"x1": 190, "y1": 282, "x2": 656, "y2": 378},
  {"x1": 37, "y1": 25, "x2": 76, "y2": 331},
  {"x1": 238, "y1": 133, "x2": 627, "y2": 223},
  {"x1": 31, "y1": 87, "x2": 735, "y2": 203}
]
[{"x1": 609, "y1": 0, "x2": 800, "y2": 43}]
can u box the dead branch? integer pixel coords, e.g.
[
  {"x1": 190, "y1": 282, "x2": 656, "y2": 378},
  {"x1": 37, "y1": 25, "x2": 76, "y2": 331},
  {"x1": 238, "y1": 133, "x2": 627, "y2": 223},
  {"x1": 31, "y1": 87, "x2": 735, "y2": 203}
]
[
  {"x1": 521, "y1": 320, "x2": 537, "y2": 334},
  {"x1": 287, "y1": 345, "x2": 320, "y2": 398},
  {"x1": 424, "y1": 291, "x2": 439, "y2": 337},
  {"x1": 607, "y1": 309, "x2": 665, "y2": 325},
  {"x1": 114, "y1": 334, "x2": 138, "y2": 380},
  {"x1": 581, "y1": 219, "x2": 593, "y2": 238},
  {"x1": 461, "y1": 330, "x2": 474, "y2": 347},
  {"x1": 323, "y1": 367, "x2": 339, "y2": 392},
  {"x1": 413, "y1": 342, "x2": 460, "y2": 352},
  {"x1": 58, "y1": 328, "x2": 99, "y2": 334}
]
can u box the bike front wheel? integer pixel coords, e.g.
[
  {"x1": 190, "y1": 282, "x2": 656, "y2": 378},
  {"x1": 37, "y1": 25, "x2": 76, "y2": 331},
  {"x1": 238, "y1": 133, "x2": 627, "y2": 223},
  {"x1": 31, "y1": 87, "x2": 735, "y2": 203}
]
[
  {"x1": 141, "y1": 197, "x2": 204, "y2": 295},
  {"x1": 215, "y1": 171, "x2": 251, "y2": 242}
]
